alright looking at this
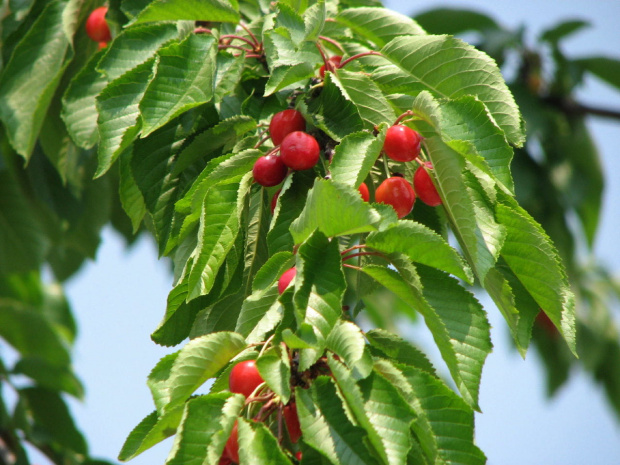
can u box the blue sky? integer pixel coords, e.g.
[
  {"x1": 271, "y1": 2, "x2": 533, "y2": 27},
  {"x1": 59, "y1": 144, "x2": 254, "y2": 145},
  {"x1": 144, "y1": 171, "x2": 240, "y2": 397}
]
[{"x1": 59, "y1": 2, "x2": 620, "y2": 465}]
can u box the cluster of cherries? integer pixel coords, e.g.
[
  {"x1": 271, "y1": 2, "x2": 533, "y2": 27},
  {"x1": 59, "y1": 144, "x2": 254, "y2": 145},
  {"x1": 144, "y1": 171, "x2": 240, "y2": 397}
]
[
  {"x1": 254, "y1": 106, "x2": 443, "y2": 221},
  {"x1": 85, "y1": 6, "x2": 111, "y2": 49},
  {"x1": 222, "y1": 358, "x2": 303, "y2": 464}
]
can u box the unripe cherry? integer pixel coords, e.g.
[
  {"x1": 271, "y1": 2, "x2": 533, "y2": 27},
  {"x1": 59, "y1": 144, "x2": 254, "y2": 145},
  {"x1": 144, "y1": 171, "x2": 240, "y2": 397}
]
[
  {"x1": 280, "y1": 131, "x2": 320, "y2": 171},
  {"x1": 278, "y1": 267, "x2": 297, "y2": 294},
  {"x1": 85, "y1": 7, "x2": 111, "y2": 42},
  {"x1": 358, "y1": 182, "x2": 370, "y2": 202},
  {"x1": 319, "y1": 55, "x2": 343, "y2": 78},
  {"x1": 375, "y1": 177, "x2": 416, "y2": 218},
  {"x1": 413, "y1": 162, "x2": 442, "y2": 206},
  {"x1": 252, "y1": 154, "x2": 288, "y2": 187},
  {"x1": 269, "y1": 109, "x2": 306, "y2": 146},
  {"x1": 383, "y1": 125, "x2": 422, "y2": 162}
]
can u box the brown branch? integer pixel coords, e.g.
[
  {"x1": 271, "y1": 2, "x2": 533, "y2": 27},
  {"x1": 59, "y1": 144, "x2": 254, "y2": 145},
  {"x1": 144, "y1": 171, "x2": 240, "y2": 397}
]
[{"x1": 544, "y1": 97, "x2": 620, "y2": 121}]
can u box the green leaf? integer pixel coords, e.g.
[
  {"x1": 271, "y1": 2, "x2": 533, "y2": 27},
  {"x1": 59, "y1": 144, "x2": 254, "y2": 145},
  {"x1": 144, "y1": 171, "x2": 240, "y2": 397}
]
[
  {"x1": 379, "y1": 35, "x2": 524, "y2": 146},
  {"x1": 131, "y1": 0, "x2": 240, "y2": 24},
  {"x1": 256, "y1": 345, "x2": 291, "y2": 404},
  {"x1": 336, "y1": 7, "x2": 426, "y2": 47},
  {"x1": 173, "y1": 115, "x2": 257, "y2": 175},
  {"x1": 333, "y1": 68, "x2": 396, "y2": 128},
  {"x1": 96, "y1": 58, "x2": 156, "y2": 177},
  {"x1": 303, "y1": 1, "x2": 326, "y2": 42},
  {"x1": 540, "y1": 20, "x2": 590, "y2": 44},
  {"x1": 296, "y1": 378, "x2": 381, "y2": 465},
  {"x1": 264, "y1": 63, "x2": 316, "y2": 96},
  {"x1": 140, "y1": 34, "x2": 218, "y2": 136},
  {"x1": 0, "y1": 301, "x2": 70, "y2": 367},
  {"x1": 237, "y1": 418, "x2": 294, "y2": 465},
  {"x1": 290, "y1": 179, "x2": 382, "y2": 244},
  {"x1": 330, "y1": 129, "x2": 385, "y2": 188},
  {"x1": 166, "y1": 331, "x2": 247, "y2": 411},
  {"x1": 20, "y1": 387, "x2": 87, "y2": 454},
  {"x1": 414, "y1": 8, "x2": 500, "y2": 35},
  {"x1": 119, "y1": 149, "x2": 147, "y2": 233},
  {"x1": 0, "y1": 171, "x2": 49, "y2": 274},
  {"x1": 12, "y1": 357, "x2": 84, "y2": 399},
  {"x1": 118, "y1": 406, "x2": 184, "y2": 461},
  {"x1": 496, "y1": 195, "x2": 576, "y2": 353},
  {"x1": 0, "y1": 0, "x2": 71, "y2": 159},
  {"x1": 326, "y1": 320, "x2": 373, "y2": 379},
  {"x1": 165, "y1": 393, "x2": 244, "y2": 465},
  {"x1": 147, "y1": 352, "x2": 180, "y2": 414},
  {"x1": 365, "y1": 329, "x2": 436, "y2": 376},
  {"x1": 366, "y1": 220, "x2": 473, "y2": 284},
  {"x1": 574, "y1": 56, "x2": 620, "y2": 91},
  {"x1": 294, "y1": 231, "x2": 346, "y2": 370},
  {"x1": 263, "y1": 28, "x2": 322, "y2": 69},
  {"x1": 187, "y1": 181, "x2": 243, "y2": 301},
  {"x1": 362, "y1": 264, "x2": 491, "y2": 410}
]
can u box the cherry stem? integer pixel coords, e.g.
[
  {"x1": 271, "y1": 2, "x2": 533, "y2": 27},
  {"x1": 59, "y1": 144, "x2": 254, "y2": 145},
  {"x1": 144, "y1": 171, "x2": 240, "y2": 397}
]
[
  {"x1": 194, "y1": 27, "x2": 212, "y2": 34},
  {"x1": 342, "y1": 252, "x2": 384, "y2": 262},
  {"x1": 239, "y1": 22, "x2": 260, "y2": 48},
  {"x1": 315, "y1": 42, "x2": 330, "y2": 68},
  {"x1": 221, "y1": 34, "x2": 258, "y2": 49},
  {"x1": 393, "y1": 110, "x2": 415, "y2": 126},
  {"x1": 381, "y1": 153, "x2": 391, "y2": 179},
  {"x1": 339, "y1": 51, "x2": 383, "y2": 69},
  {"x1": 343, "y1": 263, "x2": 362, "y2": 271},
  {"x1": 254, "y1": 397, "x2": 278, "y2": 423},
  {"x1": 277, "y1": 406, "x2": 284, "y2": 444},
  {"x1": 219, "y1": 44, "x2": 254, "y2": 53},
  {"x1": 254, "y1": 132, "x2": 271, "y2": 149},
  {"x1": 340, "y1": 244, "x2": 366, "y2": 256},
  {"x1": 319, "y1": 35, "x2": 345, "y2": 52},
  {"x1": 258, "y1": 334, "x2": 275, "y2": 357}
]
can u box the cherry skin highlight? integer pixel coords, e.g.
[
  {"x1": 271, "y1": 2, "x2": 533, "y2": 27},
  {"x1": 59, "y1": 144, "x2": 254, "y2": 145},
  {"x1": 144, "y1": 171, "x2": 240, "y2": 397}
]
[
  {"x1": 284, "y1": 402, "x2": 302, "y2": 443},
  {"x1": 224, "y1": 421, "x2": 239, "y2": 463},
  {"x1": 280, "y1": 131, "x2": 320, "y2": 171},
  {"x1": 413, "y1": 162, "x2": 442, "y2": 206},
  {"x1": 270, "y1": 109, "x2": 306, "y2": 146},
  {"x1": 383, "y1": 125, "x2": 422, "y2": 162},
  {"x1": 358, "y1": 182, "x2": 370, "y2": 202},
  {"x1": 86, "y1": 7, "x2": 111, "y2": 42},
  {"x1": 375, "y1": 177, "x2": 416, "y2": 218},
  {"x1": 252, "y1": 154, "x2": 288, "y2": 187},
  {"x1": 278, "y1": 267, "x2": 297, "y2": 294},
  {"x1": 229, "y1": 360, "x2": 264, "y2": 398},
  {"x1": 319, "y1": 55, "x2": 343, "y2": 77}
]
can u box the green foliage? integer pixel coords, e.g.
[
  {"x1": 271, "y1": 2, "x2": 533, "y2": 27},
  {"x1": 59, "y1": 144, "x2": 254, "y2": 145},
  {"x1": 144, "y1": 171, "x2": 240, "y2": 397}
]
[{"x1": 0, "y1": 1, "x2": 617, "y2": 465}]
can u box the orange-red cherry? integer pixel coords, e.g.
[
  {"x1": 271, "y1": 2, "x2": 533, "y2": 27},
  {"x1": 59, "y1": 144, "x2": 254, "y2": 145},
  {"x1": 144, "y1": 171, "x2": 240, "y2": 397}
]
[
  {"x1": 383, "y1": 125, "x2": 422, "y2": 162},
  {"x1": 86, "y1": 7, "x2": 111, "y2": 42},
  {"x1": 319, "y1": 55, "x2": 343, "y2": 77},
  {"x1": 375, "y1": 177, "x2": 416, "y2": 218},
  {"x1": 280, "y1": 132, "x2": 320, "y2": 171},
  {"x1": 270, "y1": 109, "x2": 306, "y2": 146},
  {"x1": 358, "y1": 182, "x2": 370, "y2": 202},
  {"x1": 413, "y1": 162, "x2": 442, "y2": 206},
  {"x1": 278, "y1": 267, "x2": 296, "y2": 294},
  {"x1": 229, "y1": 360, "x2": 264, "y2": 398}
]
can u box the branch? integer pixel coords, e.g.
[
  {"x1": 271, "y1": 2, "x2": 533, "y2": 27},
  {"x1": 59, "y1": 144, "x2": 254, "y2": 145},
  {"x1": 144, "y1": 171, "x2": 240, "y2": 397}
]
[{"x1": 545, "y1": 97, "x2": 620, "y2": 121}]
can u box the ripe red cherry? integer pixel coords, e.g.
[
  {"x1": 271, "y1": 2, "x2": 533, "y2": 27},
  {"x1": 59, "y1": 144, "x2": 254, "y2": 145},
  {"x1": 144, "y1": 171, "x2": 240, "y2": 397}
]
[
  {"x1": 284, "y1": 402, "x2": 302, "y2": 443},
  {"x1": 375, "y1": 177, "x2": 416, "y2": 218},
  {"x1": 383, "y1": 125, "x2": 422, "y2": 162},
  {"x1": 252, "y1": 154, "x2": 288, "y2": 187},
  {"x1": 358, "y1": 182, "x2": 370, "y2": 202},
  {"x1": 224, "y1": 421, "x2": 239, "y2": 463},
  {"x1": 278, "y1": 267, "x2": 296, "y2": 294},
  {"x1": 413, "y1": 162, "x2": 442, "y2": 206},
  {"x1": 280, "y1": 132, "x2": 320, "y2": 171},
  {"x1": 319, "y1": 55, "x2": 343, "y2": 77},
  {"x1": 271, "y1": 189, "x2": 281, "y2": 214},
  {"x1": 85, "y1": 7, "x2": 111, "y2": 42},
  {"x1": 295, "y1": 451, "x2": 302, "y2": 461},
  {"x1": 229, "y1": 360, "x2": 264, "y2": 398},
  {"x1": 270, "y1": 109, "x2": 306, "y2": 146},
  {"x1": 535, "y1": 310, "x2": 558, "y2": 337}
]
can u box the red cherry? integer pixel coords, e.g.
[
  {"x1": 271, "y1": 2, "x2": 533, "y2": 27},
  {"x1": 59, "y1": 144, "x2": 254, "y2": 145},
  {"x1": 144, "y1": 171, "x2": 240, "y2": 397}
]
[
  {"x1": 224, "y1": 421, "x2": 239, "y2": 463},
  {"x1": 85, "y1": 7, "x2": 111, "y2": 42},
  {"x1": 358, "y1": 182, "x2": 370, "y2": 202},
  {"x1": 383, "y1": 125, "x2": 422, "y2": 162},
  {"x1": 98, "y1": 41, "x2": 108, "y2": 50},
  {"x1": 271, "y1": 189, "x2": 281, "y2": 214},
  {"x1": 278, "y1": 267, "x2": 296, "y2": 294},
  {"x1": 252, "y1": 155, "x2": 288, "y2": 187},
  {"x1": 229, "y1": 360, "x2": 264, "y2": 398},
  {"x1": 413, "y1": 162, "x2": 442, "y2": 206},
  {"x1": 295, "y1": 451, "x2": 302, "y2": 461},
  {"x1": 284, "y1": 402, "x2": 302, "y2": 443},
  {"x1": 270, "y1": 109, "x2": 306, "y2": 146},
  {"x1": 375, "y1": 177, "x2": 416, "y2": 218},
  {"x1": 535, "y1": 310, "x2": 558, "y2": 337},
  {"x1": 280, "y1": 132, "x2": 320, "y2": 171},
  {"x1": 319, "y1": 55, "x2": 343, "y2": 78},
  {"x1": 219, "y1": 453, "x2": 233, "y2": 465}
]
